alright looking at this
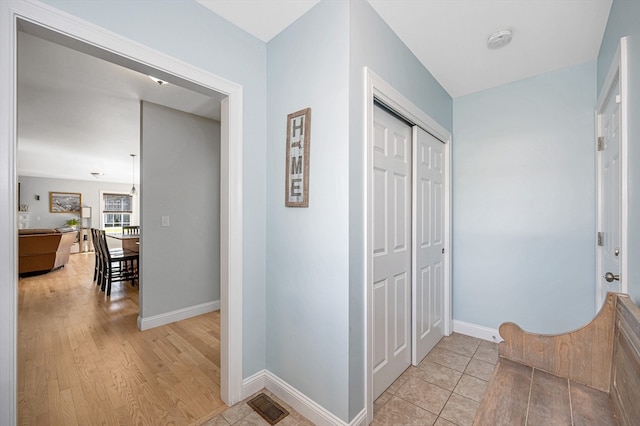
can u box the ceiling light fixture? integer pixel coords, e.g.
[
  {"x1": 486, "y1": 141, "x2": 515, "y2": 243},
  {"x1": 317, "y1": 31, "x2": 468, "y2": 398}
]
[
  {"x1": 148, "y1": 76, "x2": 168, "y2": 86},
  {"x1": 487, "y1": 29, "x2": 513, "y2": 50},
  {"x1": 90, "y1": 172, "x2": 104, "y2": 179},
  {"x1": 130, "y1": 154, "x2": 137, "y2": 195}
]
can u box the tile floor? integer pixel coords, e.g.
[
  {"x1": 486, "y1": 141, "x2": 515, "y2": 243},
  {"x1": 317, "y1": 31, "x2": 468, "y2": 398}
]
[
  {"x1": 201, "y1": 390, "x2": 314, "y2": 426},
  {"x1": 201, "y1": 334, "x2": 498, "y2": 426},
  {"x1": 372, "y1": 333, "x2": 498, "y2": 426}
]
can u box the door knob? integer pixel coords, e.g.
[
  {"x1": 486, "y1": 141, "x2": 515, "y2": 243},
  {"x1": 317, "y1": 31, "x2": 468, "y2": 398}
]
[{"x1": 604, "y1": 272, "x2": 620, "y2": 282}]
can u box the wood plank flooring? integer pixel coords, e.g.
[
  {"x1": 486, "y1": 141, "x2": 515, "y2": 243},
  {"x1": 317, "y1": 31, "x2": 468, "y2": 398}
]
[
  {"x1": 473, "y1": 358, "x2": 618, "y2": 426},
  {"x1": 18, "y1": 253, "x2": 226, "y2": 425}
]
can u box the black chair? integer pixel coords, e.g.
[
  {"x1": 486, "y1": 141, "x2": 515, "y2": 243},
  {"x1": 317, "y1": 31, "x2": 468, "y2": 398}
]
[
  {"x1": 95, "y1": 229, "x2": 139, "y2": 296},
  {"x1": 91, "y1": 228, "x2": 101, "y2": 284},
  {"x1": 91, "y1": 228, "x2": 125, "y2": 286}
]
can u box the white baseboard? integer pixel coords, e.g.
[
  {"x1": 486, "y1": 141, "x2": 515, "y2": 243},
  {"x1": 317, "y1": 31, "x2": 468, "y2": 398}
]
[
  {"x1": 242, "y1": 369, "x2": 267, "y2": 399},
  {"x1": 242, "y1": 370, "x2": 366, "y2": 426},
  {"x1": 137, "y1": 299, "x2": 220, "y2": 330},
  {"x1": 453, "y1": 320, "x2": 503, "y2": 343}
]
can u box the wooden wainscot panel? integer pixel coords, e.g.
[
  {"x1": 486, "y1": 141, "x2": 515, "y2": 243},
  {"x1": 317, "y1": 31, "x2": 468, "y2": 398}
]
[{"x1": 610, "y1": 294, "x2": 640, "y2": 426}]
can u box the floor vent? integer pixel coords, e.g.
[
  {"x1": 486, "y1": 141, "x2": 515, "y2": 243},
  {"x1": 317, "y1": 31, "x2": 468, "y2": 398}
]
[{"x1": 247, "y1": 393, "x2": 289, "y2": 425}]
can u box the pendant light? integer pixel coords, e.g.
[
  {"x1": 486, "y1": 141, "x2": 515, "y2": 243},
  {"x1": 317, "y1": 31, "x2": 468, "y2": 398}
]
[{"x1": 130, "y1": 154, "x2": 137, "y2": 195}]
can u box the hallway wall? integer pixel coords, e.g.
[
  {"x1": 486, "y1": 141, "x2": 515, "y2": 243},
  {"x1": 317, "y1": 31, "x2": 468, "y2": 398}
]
[{"x1": 453, "y1": 61, "x2": 597, "y2": 334}]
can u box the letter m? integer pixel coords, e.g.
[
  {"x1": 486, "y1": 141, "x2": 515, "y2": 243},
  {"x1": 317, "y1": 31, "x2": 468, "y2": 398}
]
[{"x1": 291, "y1": 155, "x2": 303, "y2": 175}]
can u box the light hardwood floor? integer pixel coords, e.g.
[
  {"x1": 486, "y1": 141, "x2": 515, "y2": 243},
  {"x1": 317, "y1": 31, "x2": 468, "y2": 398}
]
[{"x1": 18, "y1": 253, "x2": 226, "y2": 425}]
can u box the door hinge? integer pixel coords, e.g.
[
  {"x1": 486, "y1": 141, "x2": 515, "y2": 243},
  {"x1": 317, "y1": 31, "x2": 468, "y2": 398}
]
[
  {"x1": 597, "y1": 137, "x2": 604, "y2": 151},
  {"x1": 616, "y1": 95, "x2": 621, "y2": 104},
  {"x1": 597, "y1": 232, "x2": 604, "y2": 246}
]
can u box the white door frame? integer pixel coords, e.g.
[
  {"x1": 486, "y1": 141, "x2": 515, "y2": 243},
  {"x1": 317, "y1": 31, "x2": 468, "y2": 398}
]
[
  {"x1": 595, "y1": 37, "x2": 628, "y2": 309},
  {"x1": 0, "y1": 1, "x2": 244, "y2": 422},
  {"x1": 364, "y1": 67, "x2": 452, "y2": 423}
]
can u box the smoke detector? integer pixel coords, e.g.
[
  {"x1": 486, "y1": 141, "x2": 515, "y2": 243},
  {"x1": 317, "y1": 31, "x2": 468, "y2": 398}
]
[{"x1": 487, "y1": 29, "x2": 513, "y2": 49}]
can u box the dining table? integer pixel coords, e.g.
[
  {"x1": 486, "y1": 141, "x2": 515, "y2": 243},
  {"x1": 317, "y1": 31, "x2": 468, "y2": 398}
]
[{"x1": 106, "y1": 233, "x2": 140, "y2": 253}]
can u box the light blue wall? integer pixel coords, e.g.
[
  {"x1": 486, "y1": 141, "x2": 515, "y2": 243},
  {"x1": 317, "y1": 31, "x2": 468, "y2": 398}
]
[
  {"x1": 348, "y1": 1, "x2": 453, "y2": 421},
  {"x1": 597, "y1": 0, "x2": 640, "y2": 305},
  {"x1": 266, "y1": 1, "x2": 351, "y2": 421},
  {"x1": 453, "y1": 61, "x2": 597, "y2": 334},
  {"x1": 39, "y1": 0, "x2": 267, "y2": 376}
]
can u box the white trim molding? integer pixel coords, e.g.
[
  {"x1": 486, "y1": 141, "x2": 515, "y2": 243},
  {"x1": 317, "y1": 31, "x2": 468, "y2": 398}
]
[
  {"x1": 363, "y1": 67, "x2": 453, "y2": 425},
  {"x1": 595, "y1": 37, "x2": 629, "y2": 310},
  {"x1": 241, "y1": 369, "x2": 267, "y2": 400},
  {"x1": 0, "y1": 2, "x2": 18, "y2": 423},
  {"x1": 242, "y1": 371, "x2": 366, "y2": 426},
  {"x1": 453, "y1": 320, "x2": 503, "y2": 343},
  {"x1": 0, "y1": 1, "x2": 245, "y2": 422},
  {"x1": 138, "y1": 300, "x2": 220, "y2": 331}
]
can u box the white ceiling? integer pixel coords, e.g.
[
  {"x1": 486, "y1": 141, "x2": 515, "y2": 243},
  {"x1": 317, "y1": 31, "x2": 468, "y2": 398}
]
[
  {"x1": 18, "y1": 31, "x2": 223, "y2": 184},
  {"x1": 196, "y1": 0, "x2": 321, "y2": 42},
  {"x1": 367, "y1": 0, "x2": 612, "y2": 98},
  {"x1": 199, "y1": 0, "x2": 612, "y2": 98},
  {"x1": 18, "y1": 0, "x2": 613, "y2": 183}
]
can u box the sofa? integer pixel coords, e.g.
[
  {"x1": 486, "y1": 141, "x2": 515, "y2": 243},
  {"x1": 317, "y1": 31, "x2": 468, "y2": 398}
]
[{"x1": 18, "y1": 228, "x2": 78, "y2": 276}]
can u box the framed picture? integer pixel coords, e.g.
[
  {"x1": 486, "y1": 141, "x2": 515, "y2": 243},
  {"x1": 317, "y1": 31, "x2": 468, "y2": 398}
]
[
  {"x1": 285, "y1": 108, "x2": 311, "y2": 207},
  {"x1": 49, "y1": 191, "x2": 82, "y2": 213}
]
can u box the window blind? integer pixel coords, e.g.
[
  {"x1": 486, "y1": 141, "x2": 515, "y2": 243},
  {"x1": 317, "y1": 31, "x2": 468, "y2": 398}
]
[{"x1": 103, "y1": 193, "x2": 132, "y2": 213}]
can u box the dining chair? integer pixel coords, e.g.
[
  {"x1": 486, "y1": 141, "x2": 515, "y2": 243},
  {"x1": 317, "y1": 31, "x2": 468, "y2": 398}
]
[
  {"x1": 123, "y1": 225, "x2": 140, "y2": 235},
  {"x1": 91, "y1": 228, "x2": 125, "y2": 286},
  {"x1": 91, "y1": 228, "x2": 101, "y2": 284},
  {"x1": 95, "y1": 229, "x2": 139, "y2": 296}
]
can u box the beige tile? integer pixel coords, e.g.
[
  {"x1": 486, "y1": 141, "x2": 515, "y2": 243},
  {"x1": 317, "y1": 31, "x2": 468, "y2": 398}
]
[
  {"x1": 277, "y1": 410, "x2": 314, "y2": 426},
  {"x1": 221, "y1": 400, "x2": 256, "y2": 424},
  {"x1": 387, "y1": 366, "x2": 416, "y2": 394},
  {"x1": 464, "y1": 358, "x2": 496, "y2": 381},
  {"x1": 374, "y1": 390, "x2": 393, "y2": 416},
  {"x1": 233, "y1": 411, "x2": 271, "y2": 426},
  {"x1": 372, "y1": 396, "x2": 438, "y2": 426},
  {"x1": 434, "y1": 417, "x2": 457, "y2": 426},
  {"x1": 479, "y1": 339, "x2": 499, "y2": 348},
  {"x1": 396, "y1": 376, "x2": 451, "y2": 415},
  {"x1": 375, "y1": 390, "x2": 393, "y2": 406},
  {"x1": 473, "y1": 345, "x2": 498, "y2": 365},
  {"x1": 200, "y1": 415, "x2": 231, "y2": 426},
  {"x1": 453, "y1": 374, "x2": 488, "y2": 402},
  {"x1": 452, "y1": 333, "x2": 484, "y2": 346},
  {"x1": 426, "y1": 347, "x2": 472, "y2": 372},
  {"x1": 437, "y1": 334, "x2": 482, "y2": 357},
  {"x1": 414, "y1": 360, "x2": 462, "y2": 391},
  {"x1": 439, "y1": 394, "x2": 480, "y2": 426}
]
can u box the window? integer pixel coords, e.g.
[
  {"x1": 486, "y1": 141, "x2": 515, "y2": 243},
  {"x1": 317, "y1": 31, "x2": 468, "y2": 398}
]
[{"x1": 102, "y1": 193, "x2": 132, "y2": 233}]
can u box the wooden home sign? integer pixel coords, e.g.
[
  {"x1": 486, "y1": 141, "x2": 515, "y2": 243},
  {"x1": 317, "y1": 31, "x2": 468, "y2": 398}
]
[{"x1": 285, "y1": 108, "x2": 311, "y2": 207}]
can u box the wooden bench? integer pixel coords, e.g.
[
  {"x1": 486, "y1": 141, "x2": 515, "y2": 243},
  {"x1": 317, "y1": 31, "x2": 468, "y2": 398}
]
[{"x1": 474, "y1": 292, "x2": 640, "y2": 425}]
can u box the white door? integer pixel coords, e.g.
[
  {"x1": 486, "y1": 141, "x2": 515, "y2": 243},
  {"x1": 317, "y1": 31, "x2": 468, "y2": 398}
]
[
  {"x1": 372, "y1": 105, "x2": 412, "y2": 399},
  {"x1": 412, "y1": 127, "x2": 445, "y2": 363},
  {"x1": 597, "y1": 77, "x2": 622, "y2": 306}
]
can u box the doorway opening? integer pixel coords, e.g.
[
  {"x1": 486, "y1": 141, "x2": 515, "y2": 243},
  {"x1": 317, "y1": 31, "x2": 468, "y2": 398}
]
[
  {"x1": 1, "y1": 4, "x2": 244, "y2": 422},
  {"x1": 595, "y1": 37, "x2": 629, "y2": 309},
  {"x1": 364, "y1": 68, "x2": 452, "y2": 423}
]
